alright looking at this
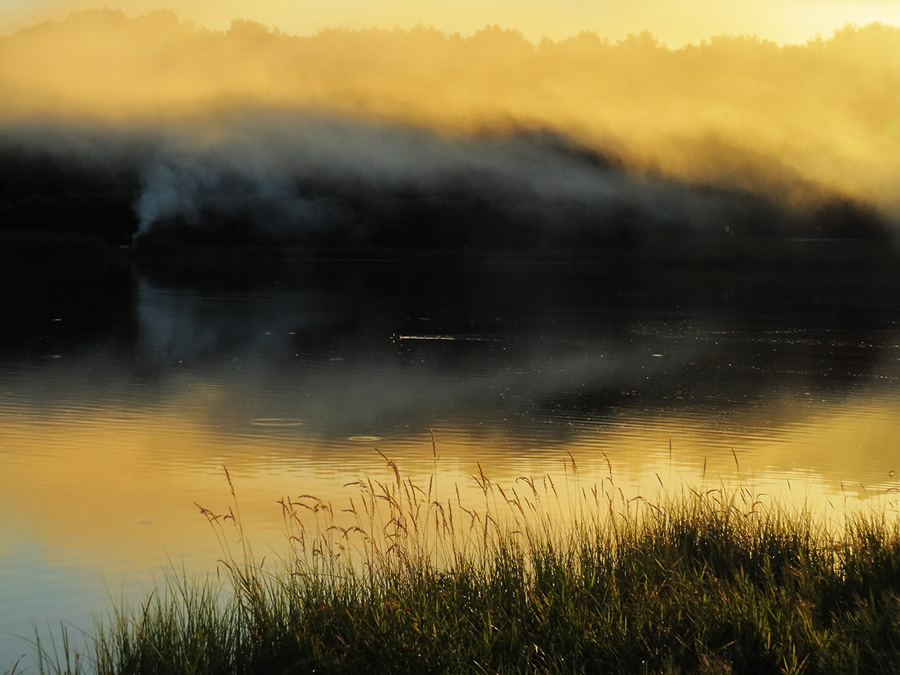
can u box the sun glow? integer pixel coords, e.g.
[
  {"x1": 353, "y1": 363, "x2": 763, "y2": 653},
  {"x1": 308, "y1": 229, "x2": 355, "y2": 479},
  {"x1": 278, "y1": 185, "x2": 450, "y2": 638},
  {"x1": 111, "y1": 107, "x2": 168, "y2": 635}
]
[{"x1": 4, "y1": 0, "x2": 900, "y2": 44}]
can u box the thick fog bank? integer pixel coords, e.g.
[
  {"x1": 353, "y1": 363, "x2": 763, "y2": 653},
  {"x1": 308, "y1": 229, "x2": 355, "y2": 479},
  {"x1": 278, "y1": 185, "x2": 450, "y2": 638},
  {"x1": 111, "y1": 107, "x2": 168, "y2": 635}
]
[
  {"x1": 3, "y1": 13, "x2": 900, "y2": 219},
  {"x1": 3, "y1": 13, "x2": 899, "y2": 262},
  {"x1": 0, "y1": 113, "x2": 890, "y2": 264}
]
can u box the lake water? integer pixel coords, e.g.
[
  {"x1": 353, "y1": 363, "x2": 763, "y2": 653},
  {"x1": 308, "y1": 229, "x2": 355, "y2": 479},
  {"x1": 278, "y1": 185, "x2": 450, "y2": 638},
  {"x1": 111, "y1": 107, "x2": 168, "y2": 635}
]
[{"x1": 2, "y1": 259, "x2": 900, "y2": 670}]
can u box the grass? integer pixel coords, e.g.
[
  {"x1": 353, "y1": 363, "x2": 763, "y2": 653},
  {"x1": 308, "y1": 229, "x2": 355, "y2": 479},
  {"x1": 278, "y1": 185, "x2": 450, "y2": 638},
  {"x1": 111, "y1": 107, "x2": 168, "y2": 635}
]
[{"x1": 25, "y1": 448, "x2": 900, "y2": 675}]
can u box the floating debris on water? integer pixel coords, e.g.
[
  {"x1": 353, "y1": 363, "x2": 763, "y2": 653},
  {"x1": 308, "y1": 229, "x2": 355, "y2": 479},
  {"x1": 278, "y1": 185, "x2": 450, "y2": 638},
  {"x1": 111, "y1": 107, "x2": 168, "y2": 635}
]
[
  {"x1": 250, "y1": 418, "x2": 304, "y2": 427},
  {"x1": 394, "y1": 334, "x2": 495, "y2": 342}
]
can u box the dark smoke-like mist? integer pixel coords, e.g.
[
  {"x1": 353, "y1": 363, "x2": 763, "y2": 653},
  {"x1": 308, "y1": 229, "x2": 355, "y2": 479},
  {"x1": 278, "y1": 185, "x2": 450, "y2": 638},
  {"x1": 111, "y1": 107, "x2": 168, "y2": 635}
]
[
  {"x1": 0, "y1": 111, "x2": 890, "y2": 258},
  {"x1": 134, "y1": 114, "x2": 678, "y2": 236}
]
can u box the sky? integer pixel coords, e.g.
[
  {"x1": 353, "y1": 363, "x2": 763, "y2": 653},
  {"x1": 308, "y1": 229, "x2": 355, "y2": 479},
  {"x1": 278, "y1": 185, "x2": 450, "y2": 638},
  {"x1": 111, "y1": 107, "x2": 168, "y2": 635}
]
[{"x1": 3, "y1": 0, "x2": 900, "y2": 44}]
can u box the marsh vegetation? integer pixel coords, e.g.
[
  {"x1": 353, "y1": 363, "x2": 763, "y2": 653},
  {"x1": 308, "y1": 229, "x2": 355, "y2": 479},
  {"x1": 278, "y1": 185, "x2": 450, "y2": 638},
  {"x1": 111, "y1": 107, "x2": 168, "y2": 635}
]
[{"x1": 25, "y1": 450, "x2": 900, "y2": 675}]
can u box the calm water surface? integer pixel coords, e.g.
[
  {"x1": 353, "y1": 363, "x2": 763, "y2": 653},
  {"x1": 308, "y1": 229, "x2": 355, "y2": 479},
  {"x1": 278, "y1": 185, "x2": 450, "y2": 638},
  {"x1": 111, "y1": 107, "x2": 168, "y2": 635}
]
[{"x1": 2, "y1": 260, "x2": 900, "y2": 669}]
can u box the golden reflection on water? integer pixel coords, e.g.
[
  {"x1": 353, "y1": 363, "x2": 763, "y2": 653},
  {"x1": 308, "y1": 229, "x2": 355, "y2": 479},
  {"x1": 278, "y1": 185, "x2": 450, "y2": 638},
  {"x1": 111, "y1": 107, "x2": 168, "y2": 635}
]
[
  {"x1": 2, "y1": 391, "x2": 898, "y2": 577},
  {"x1": 2, "y1": 385, "x2": 900, "y2": 667}
]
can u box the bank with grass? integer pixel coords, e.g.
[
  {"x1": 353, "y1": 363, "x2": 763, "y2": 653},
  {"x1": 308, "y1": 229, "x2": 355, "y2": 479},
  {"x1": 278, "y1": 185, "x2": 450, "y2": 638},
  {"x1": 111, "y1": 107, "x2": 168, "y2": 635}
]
[{"x1": 32, "y1": 459, "x2": 900, "y2": 675}]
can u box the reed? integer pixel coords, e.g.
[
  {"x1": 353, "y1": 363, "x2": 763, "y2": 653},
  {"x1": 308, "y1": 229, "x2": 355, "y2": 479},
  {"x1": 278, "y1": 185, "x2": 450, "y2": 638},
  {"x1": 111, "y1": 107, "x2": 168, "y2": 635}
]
[{"x1": 31, "y1": 451, "x2": 900, "y2": 675}]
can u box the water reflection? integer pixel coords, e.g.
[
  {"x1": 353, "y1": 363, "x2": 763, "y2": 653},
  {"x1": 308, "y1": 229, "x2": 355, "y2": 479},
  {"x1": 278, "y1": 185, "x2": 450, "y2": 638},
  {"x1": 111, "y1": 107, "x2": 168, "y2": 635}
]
[{"x1": 1, "y1": 262, "x2": 900, "y2": 667}]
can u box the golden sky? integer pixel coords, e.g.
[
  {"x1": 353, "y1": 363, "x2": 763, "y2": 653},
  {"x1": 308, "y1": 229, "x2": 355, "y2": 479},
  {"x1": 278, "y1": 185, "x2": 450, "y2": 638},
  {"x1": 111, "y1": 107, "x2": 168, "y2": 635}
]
[{"x1": 3, "y1": 0, "x2": 900, "y2": 44}]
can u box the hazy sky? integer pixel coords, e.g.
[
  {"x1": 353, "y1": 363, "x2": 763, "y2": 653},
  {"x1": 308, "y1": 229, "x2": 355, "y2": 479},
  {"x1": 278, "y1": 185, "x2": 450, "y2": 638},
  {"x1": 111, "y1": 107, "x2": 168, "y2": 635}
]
[{"x1": 2, "y1": 0, "x2": 900, "y2": 44}]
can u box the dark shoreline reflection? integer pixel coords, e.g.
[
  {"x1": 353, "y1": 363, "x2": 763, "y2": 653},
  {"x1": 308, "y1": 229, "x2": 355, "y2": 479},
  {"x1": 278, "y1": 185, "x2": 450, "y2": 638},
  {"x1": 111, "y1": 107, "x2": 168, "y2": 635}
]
[{"x1": 2, "y1": 261, "x2": 899, "y2": 461}]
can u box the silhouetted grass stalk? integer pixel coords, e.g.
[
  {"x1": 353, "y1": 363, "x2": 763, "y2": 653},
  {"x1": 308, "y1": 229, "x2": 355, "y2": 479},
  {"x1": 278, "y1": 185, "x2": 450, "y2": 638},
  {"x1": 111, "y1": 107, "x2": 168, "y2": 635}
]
[{"x1": 34, "y1": 449, "x2": 900, "y2": 674}]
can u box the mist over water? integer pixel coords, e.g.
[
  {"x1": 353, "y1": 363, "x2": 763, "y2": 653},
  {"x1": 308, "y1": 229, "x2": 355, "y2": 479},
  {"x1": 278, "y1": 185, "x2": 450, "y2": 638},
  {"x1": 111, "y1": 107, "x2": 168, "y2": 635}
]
[
  {"x1": 130, "y1": 115, "x2": 775, "y2": 242},
  {"x1": 0, "y1": 111, "x2": 892, "y2": 257},
  {"x1": 1, "y1": 11, "x2": 899, "y2": 252}
]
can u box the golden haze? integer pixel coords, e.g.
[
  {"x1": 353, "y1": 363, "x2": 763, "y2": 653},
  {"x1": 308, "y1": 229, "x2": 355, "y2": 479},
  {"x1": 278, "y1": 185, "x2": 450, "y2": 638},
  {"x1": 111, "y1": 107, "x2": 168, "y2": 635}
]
[
  {"x1": 1, "y1": 10, "x2": 899, "y2": 217},
  {"x1": 6, "y1": 0, "x2": 900, "y2": 46}
]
